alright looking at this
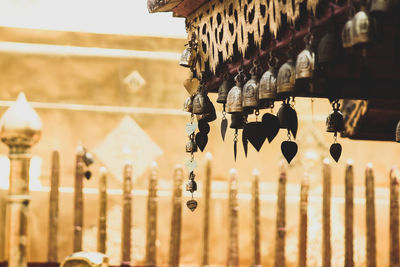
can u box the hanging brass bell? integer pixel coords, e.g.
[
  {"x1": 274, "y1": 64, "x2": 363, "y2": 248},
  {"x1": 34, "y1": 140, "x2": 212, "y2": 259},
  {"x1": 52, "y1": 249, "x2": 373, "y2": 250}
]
[
  {"x1": 326, "y1": 110, "x2": 344, "y2": 133},
  {"x1": 180, "y1": 33, "x2": 197, "y2": 68},
  {"x1": 226, "y1": 73, "x2": 244, "y2": 114},
  {"x1": 192, "y1": 92, "x2": 206, "y2": 115},
  {"x1": 230, "y1": 113, "x2": 245, "y2": 129},
  {"x1": 370, "y1": 0, "x2": 391, "y2": 13},
  {"x1": 196, "y1": 96, "x2": 217, "y2": 122},
  {"x1": 183, "y1": 96, "x2": 193, "y2": 113},
  {"x1": 342, "y1": 19, "x2": 354, "y2": 48},
  {"x1": 186, "y1": 139, "x2": 198, "y2": 153},
  {"x1": 318, "y1": 32, "x2": 341, "y2": 65},
  {"x1": 277, "y1": 59, "x2": 296, "y2": 96},
  {"x1": 277, "y1": 102, "x2": 293, "y2": 129},
  {"x1": 259, "y1": 65, "x2": 276, "y2": 106},
  {"x1": 217, "y1": 76, "x2": 232, "y2": 104},
  {"x1": 296, "y1": 36, "x2": 315, "y2": 80},
  {"x1": 242, "y1": 78, "x2": 258, "y2": 110},
  {"x1": 352, "y1": 10, "x2": 370, "y2": 45},
  {"x1": 396, "y1": 120, "x2": 400, "y2": 142}
]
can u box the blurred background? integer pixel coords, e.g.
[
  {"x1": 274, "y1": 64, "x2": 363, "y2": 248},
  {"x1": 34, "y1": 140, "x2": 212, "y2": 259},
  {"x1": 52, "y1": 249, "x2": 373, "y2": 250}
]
[{"x1": 0, "y1": 0, "x2": 399, "y2": 266}]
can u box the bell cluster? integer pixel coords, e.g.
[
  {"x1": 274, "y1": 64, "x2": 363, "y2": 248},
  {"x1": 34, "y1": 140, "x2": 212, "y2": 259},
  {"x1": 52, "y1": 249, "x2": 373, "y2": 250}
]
[{"x1": 179, "y1": 0, "x2": 394, "y2": 163}]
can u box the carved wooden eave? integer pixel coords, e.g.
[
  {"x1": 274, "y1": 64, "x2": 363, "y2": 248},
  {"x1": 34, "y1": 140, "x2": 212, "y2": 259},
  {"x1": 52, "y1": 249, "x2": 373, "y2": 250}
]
[{"x1": 341, "y1": 100, "x2": 400, "y2": 141}]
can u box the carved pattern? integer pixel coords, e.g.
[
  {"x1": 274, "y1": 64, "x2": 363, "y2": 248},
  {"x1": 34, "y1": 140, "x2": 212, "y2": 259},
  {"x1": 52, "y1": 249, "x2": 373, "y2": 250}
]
[{"x1": 186, "y1": 0, "x2": 319, "y2": 72}]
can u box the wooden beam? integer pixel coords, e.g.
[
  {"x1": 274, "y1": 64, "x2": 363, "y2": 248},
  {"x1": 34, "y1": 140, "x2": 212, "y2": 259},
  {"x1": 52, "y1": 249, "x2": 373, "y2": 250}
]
[{"x1": 147, "y1": 0, "x2": 183, "y2": 13}]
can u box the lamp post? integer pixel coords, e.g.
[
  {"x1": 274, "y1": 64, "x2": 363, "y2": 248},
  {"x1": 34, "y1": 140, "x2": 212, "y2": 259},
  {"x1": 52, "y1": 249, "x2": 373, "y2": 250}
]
[{"x1": 0, "y1": 93, "x2": 42, "y2": 267}]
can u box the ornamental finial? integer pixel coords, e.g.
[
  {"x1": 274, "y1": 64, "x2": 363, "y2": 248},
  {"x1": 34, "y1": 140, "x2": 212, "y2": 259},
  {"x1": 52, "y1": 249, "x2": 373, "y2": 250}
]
[{"x1": 0, "y1": 93, "x2": 42, "y2": 147}]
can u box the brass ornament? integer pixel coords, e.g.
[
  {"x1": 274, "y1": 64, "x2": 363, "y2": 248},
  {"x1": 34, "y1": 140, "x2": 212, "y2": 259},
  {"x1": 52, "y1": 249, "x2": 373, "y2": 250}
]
[
  {"x1": 196, "y1": 97, "x2": 217, "y2": 122},
  {"x1": 281, "y1": 140, "x2": 298, "y2": 164},
  {"x1": 277, "y1": 99, "x2": 298, "y2": 139},
  {"x1": 370, "y1": 0, "x2": 391, "y2": 13},
  {"x1": 262, "y1": 113, "x2": 280, "y2": 143},
  {"x1": 243, "y1": 121, "x2": 267, "y2": 152},
  {"x1": 186, "y1": 139, "x2": 198, "y2": 153},
  {"x1": 326, "y1": 100, "x2": 344, "y2": 162},
  {"x1": 180, "y1": 33, "x2": 197, "y2": 68},
  {"x1": 230, "y1": 113, "x2": 245, "y2": 129},
  {"x1": 342, "y1": 19, "x2": 354, "y2": 48},
  {"x1": 277, "y1": 59, "x2": 296, "y2": 95},
  {"x1": 242, "y1": 60, "x2": 260, "y2": 110},
  {"x1": 352, "y1": 10, "x2": 370, "y2": 46},
  {"x1": 226, "y1": 69, "x2": 246, "y2": 114},
  {"x1": 217, "y1": 74, "x2": 233, "y2": 104},
  {"x1": 193, "y1": 92, "x2": 206, "y2": 115},
  {"x1": 259, "y1": 54, "x2": 277, "y2": 105},
  {"x1": 296, "y1": 34, "x2": 315, "y2": 81}
]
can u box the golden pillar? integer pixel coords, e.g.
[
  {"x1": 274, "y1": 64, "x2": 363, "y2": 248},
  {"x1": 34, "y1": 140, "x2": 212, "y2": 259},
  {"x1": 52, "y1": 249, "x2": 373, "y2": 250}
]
[
  {"x1": 274, "y1": 162, "x2": 286, "y2": 267},
  {"x1": 322, "y1": 159, "x2": 332, "y2": 267},
  {"x1": 48, "y1": 150, "x2": 60, "y2": 262},
  {"x1": 201, "y1": 153, "x2": 212, "y2": 267},
  {"x1": 0, "y1": 93, "x2": 42, "y2": 267},
  {"x1": 227, "y1": 168, "x2": 239, "y2": 267},
  {"x1": 98, "y1": 167, "x2": 108, "y2": 254},
  {"x1": 344, "y1": 160, "x2": 354, "y2": 267},
  {"x1": 73, "y1": 145, "x2": 85, "y2": 252},
  {"x1": 251, "y1": 169, "x2": 261, "y2": 267},
  {"x1": 365, "y1": 163, "x2": 377, "y2": 267},
  {"x1": 121, "y1": 161, "x2": 133, "y2": 266},
  {"x1": 298, "y1": 174, "x2": 309, "y2": 267},
  {"x1": 168, "y1": 165, "x2": 183, "y2": 267},
  {"x1": 390, "y1": 167, "x2": 400, "y2": 266},
  {"x1": 145, "y1": 162, "x2": 158, "y2": 266}
]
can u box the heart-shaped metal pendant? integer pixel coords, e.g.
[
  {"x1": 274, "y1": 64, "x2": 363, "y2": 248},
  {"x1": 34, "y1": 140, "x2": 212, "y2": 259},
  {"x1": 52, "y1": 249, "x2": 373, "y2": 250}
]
[
  {"x1": 330, "y1": 143, "x2": 342, "y2": 162},
  {"x1": 184, "y1": 78, "x2": 200, "y2": 95},
  {"x1": 221, "y1": 117, "x2": 228, "y2": 141},
  {"x1": 244, "y1": 122, "x2": 267, "y2": 152},
  {"x1": 186, "y1": 199, "x2": 198, "y2": 212},
  {"x1": 281, "y1": 141, "x2": 298, "y2": 164},
  {"x1": 195, "y1": 132, "x2": 208, "y2": 152},
  {"x1": 84, "y1": 171, "x2": 91, "y2": 180},
  {"x1": 262, "y1": 113, "x2": 280, "y2": 143}
]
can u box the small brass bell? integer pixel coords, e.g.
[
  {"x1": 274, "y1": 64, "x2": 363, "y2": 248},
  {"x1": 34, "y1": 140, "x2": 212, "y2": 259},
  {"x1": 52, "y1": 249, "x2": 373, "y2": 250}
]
[
  {"x1": 230, "y1": 113, "x2": 245, "y2": 129},
  {"x1": 186, "y1": 139, "x2": 198, "y2": 153},
  {"x1": 342, "y1": 19, "x2": 354, "y2": 48},
  {"x1": 183, "y1": 96, "x2": 193, "y2": 113},
  {"x1": 242, "y1": 61, "x2": 260, "y2": 110},
  {"x1": 180, "y1": 33, "x2": 197, "y2": 68},
  {"x1": 326, "y1": 110, "x2": 344, "y2": 133},
  {"x1": 318, "y1": 32, "x2": 341, "y2": 65},
  {"x1": 217, "y1": 75, "x2": 232, "y2": 104},
  {"x1": 259, "y1": 61, "x2": 276, "y2": 106},
  {"x1": 277, "y1": 59, "x2": 296, "y2": 96},
  {"x1": 395, "y1": 120, "x2": 400, "y2": 142},
  {"x1": 186, "y1": 178, "x2": 197, "y2": 193},
  {"x1": 226, "y1": 72, "x2": 245, "y2": 114},
  {"x1": 196, "y1": 96, "x2": 217, "y2": 122},
  {"x1": 296, "y1": 34, "x2": 315, "y2": 81},
  {"x1": 192, "y1": 92, "x2": 206, "y2": 115},
  {"x1": 352, "y1": 10, "x2": 370, "y2": 46}
]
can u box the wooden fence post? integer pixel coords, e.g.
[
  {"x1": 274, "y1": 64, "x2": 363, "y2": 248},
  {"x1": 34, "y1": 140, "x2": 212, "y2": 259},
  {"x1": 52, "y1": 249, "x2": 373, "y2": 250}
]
[
  {"x1": 322, "y1": 159, "x2": 331, "y2": 267},
  {"x1": 227, "y1": 168, "x2": 239, "y2": 267},
  {"x1": 121, "y1": 161, "x2": 133, "y2": 266},
  {"x1": 345, "y1": 160, "x2": 354, "y2": 267},
  {"x1": 168, "y1": 165, "x2": 183, "y2": 267},
  {"x1": 97, "y1": 167, "x2": 107, "y2": 254},
  {"x1": 252, "y1": 169, "x2": 261, "y2": 267},
  {"x1": 73, "y1": 145, "x2": 85, "y2": 252},
  {"x1": 275, "y1": 161, "x2": 287, "y2": 267},
  {"x1": 390, "y1": 167, "x2": 400, "y2": 266},
  {"x1": 48, "y1": 150, "x2": 60, "y2": 262},
  {"x1": 298, "y1": 174, "x2": 309, "y2": 267},
  {"x1": 145, "y1": 162, "x2": 158, "y2": 266},
  {"x1": 365, "y1": 163, "x2": 376, "y2": 267},
  {"x1": 201, "y1": 153, "x2": 212, "y2": 266}
]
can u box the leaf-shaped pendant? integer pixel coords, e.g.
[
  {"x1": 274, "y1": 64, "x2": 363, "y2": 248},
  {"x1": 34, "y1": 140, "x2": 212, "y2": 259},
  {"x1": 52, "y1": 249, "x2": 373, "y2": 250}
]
[
  {"x1": 186, "y1": 199, "x2": 198, "y2": 212},
  {"x1": 330, "y1": 143, "x2": 342, "y2": 162},
  {"x1": 281, "y1": 141, "x2": 298, "y2": 164},
  {"x1": 195, "y1": 132, "x2": 208, "y2": 152},
  {"x1": 221, "y1": 118, "x2": 228, "y2": 141},
  {"x1": 242, "y1": 127, "x2": 248, "y2": 158},
  {"x1": 245, "y1": 122, "x2": 267, "y2": 152},
  {"x1": 234, "y1": 139, "x2": 237, "y2": 162},
  {"x1": 262, "y1": 113, "x2": 280, "y2": 143}
]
